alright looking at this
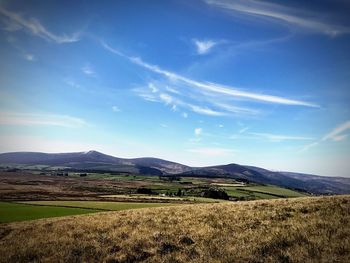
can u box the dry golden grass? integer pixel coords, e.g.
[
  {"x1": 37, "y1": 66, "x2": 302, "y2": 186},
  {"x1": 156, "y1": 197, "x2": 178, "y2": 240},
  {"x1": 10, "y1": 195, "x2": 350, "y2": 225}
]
[{"x1": 0, "y1": 195, "x2": 349, "y2": 263}]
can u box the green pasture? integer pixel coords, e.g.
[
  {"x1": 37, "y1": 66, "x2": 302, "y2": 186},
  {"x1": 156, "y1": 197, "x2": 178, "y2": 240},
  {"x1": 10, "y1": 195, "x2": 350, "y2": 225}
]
[
  {"x1": 20, "y1": 201, "x2": 176, "y2": 211},
  {"x1": 224, "y1": 185, "x2": 306, "y2": 199},
  {"x1": 0, "y1": 201, "x2": 177, "y2": 223},
  {"x1": 0, "y1": 201, "x2": 98, "y2": 223}
]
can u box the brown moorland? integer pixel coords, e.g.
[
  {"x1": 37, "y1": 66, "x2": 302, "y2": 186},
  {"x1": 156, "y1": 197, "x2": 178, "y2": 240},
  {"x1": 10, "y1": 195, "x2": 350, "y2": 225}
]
[{"x1": 0, "y1": 195, "x2": 349, "y2": 263}]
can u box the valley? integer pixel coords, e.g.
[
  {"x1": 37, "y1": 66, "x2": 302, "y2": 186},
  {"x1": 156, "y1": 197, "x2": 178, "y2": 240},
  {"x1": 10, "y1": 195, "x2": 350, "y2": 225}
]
[
  {"x1": 0, "y1": 169, "x2": 306, "y2": 199},
  {"x1": 0, "y1": 169, "x2": 307, "y2": 223}
]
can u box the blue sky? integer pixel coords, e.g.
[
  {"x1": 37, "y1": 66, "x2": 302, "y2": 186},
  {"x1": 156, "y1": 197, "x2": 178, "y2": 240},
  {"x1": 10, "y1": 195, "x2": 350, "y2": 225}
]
[{"x1": 0, "y1": 0, "x2": 349, "y2": 177}]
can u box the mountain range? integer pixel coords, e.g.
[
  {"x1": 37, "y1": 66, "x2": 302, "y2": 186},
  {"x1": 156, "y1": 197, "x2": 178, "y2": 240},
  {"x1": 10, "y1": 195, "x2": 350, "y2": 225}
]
[{"x1": 0, "y1": 150, "x2": 349, "y2": 195}]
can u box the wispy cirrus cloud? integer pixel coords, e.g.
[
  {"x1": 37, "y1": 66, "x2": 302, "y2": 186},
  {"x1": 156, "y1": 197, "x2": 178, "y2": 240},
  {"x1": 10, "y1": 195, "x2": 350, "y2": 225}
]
[
  {"x1": 102, "y1": 41, "x2": 319, "y2": 111},
  {"x1": 204, "y1": 0, "x2": 350, "y2": 37},
  {"x1": 300, "y1": 141, "x2": 319, "y2": 152},
  {"x1": 301, "y1": 120, "x2": 350, "y2": 152},
  {"x1": 0, "y1": 112, "x2": 87, "y2": 128},
  {"x1": 249, "y1": 132, "x2": 314, "y2": 142},
  {"x1": 5, "y1": 35, "x2": 37, "y2": 62},
  {"x1": 134, "y1": 85, "x2": 229, "y2": 117},
  {"x1": 194, "y1": 128, "x2": 202, "y2": 136},
  {"x1": 193, "y1": 39, "x2": 218, "y2": 54},
  {"x1": 239, "y1": 126, "x2": 249, "y2": 134},
  {"x1": 0, "y1": 6, "x2": 81, "y2": 43},
  {"x1": 130, "y1": 54, "x2": 318, "y2": 107},
  {"x1": 82, "y1": 63, "x2": 96, "y2": 76},
  {"x1": 159, "y1": 93, "x2": 173, "y2": 105},
  {"x1": 165, "y1": 86, "x2": 181, "y2": 95},
  {"x1": 229, "y1": 131, "x2": 313, "y2": 142},
  {"x1": 24, "y1": 53, "x2": 35, "y2": 61},
  {"x1": 322, "y1": 121, "x2": 350, "y2": 142},
  {"x1": 112, "y1": 106, "x2": 121, "y2": 112},
  {"x1": 64, "y1": 79, "x2": 81, "y2": 89},
  {"x1": 189, "y1": 104, "x2": 226, "y2": 116},
  {"x1": 212, "y1": 102, "x2": 260, "y2": 115}
]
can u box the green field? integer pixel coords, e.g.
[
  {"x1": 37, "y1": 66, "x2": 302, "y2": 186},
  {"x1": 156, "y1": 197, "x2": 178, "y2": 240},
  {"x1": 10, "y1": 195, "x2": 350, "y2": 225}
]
[
  {"x1": 224, "y1": 185, "x2": 306, "y2": 199},
  {"x1": 241, "y1": 185, "x2": 306, "y2": 197},
  {"x1": 100, "y1": 194, "x2": 225, "y2": 203},
  {"x1": 0, "y1": 202, "x2": 99, "y2": 223},
  {"x1": 0, "y1": 201, "x2": 177, "y2": 223},
  {"x1": 20, "y1": 201, "x2": 176, "y2": 211}
]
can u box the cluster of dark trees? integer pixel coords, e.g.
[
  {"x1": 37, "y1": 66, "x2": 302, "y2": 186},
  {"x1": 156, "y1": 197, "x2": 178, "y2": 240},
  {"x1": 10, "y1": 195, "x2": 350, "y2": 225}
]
[
  {"x1": 52, "y1": 172, "x2": 69, "y2": 177},
  {"x1": 159, "y1": 175, "x2": 181, "y2": 182},
  {"x1": 203, "y1": 188, "x2": 229, "y2": 200},
  {"x1": 137, "y1": 188, "x2": 153, "y2": 194}
]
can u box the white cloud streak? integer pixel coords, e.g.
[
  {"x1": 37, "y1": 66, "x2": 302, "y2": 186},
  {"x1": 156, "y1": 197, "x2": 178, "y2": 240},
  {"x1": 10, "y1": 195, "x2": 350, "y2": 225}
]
[
  {"x1": 0, "y1": 6, "x2": 81, "y2": 43},
  {"x1": 332, "y1": 134, "x2": 348, "y2": 142},
  {"x1": 112, "y1": 106, "x2": 120, "y2": 112},
  {"x1": 239, "y1": 126, "x2": 249, "y2": 133},
  {"x1": 213, "y1": 102, "x2": 260, "y2": 115},
  {"x1": 159, "y1": 93, "x2": 173, "y2": 105},
  {"x1": 0, "y1": 112, "x2": 87, "y2": 128},
  {"x1": 65, "y1": 79, "x2": 81, "y2": 89},
  {"x1": 136, "y1": 87, "x2": 229, "y2": 117},
  {"x1": 193, "y1": 39, "x2": 217, "y2": 54},
  {"x1": 101, "y1": 41, "x2": 318, "y2": 108},
  {"x1": 250, "y1": 132, "x2": 314, "y2": 142},
  {"x1": 82, "y1": 64, "x2": 95, "y2": 76},
  {"x1": 24, "y1": 53, "x2": 35, "y2": 61},
  {"x1": 205, "y1": 0, "x2": 350, "y2": 37},
  {"x1": 301, "y1": 120, "x2": 350, "y2": 152},
  {"x1": 194, "y1": 128, "x2": 202, "y2": 136},
  {"x1": 322, "y1": 120, "x2": 350, "y2": 142},
  {"x1": 149, "y1": 83, "x2": 158, "y2": 93},
  {"x1": 300, "y1": 141, "x2": 319, "y2": 152},
  {"x1": 189, "y1": 104, "x2": 226, "y2": 116},
  {"x1": 165, "y1": 86, "x2": 180, "y2": 95}
]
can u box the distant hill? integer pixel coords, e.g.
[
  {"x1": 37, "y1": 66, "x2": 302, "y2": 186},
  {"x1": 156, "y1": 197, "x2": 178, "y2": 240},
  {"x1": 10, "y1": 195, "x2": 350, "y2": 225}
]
[
  {"x1": 0, "y1": 150, "x2": 191, "y2": 175},
  {"x1": 0, "y1": 150, "x2": 349, "y2": 195},
  {"x1": 185, "y1": 164, "x2": 350, "y2": 195}
]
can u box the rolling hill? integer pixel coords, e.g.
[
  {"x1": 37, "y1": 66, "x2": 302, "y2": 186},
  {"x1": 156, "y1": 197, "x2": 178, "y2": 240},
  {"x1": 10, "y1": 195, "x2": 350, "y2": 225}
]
[
  {"x1": 0, "y1": 150, "x2": 191, "y2": 175},
  {"x1": 184, "y1": 164, "x2": 350, "y2": 195},
  {"x1": 1, "y1": 195, "x2": 349, "y2": 263},
  {"x1": 0, "y1": 150, "x2": 349, "y2": 195}
]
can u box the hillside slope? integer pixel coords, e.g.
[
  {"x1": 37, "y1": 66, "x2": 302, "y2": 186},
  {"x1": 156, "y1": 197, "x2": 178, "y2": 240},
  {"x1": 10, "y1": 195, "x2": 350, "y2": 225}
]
[
  {"x1": 184, "y1": 164, "x2": 350, "y2": 194},
  {"x1": 0, "y1": 151, "x2": 191, "y2": 175},
  {"x1": 1, "y1": 151, "x2": 350, "y2": 194},
  {"x1": 0, "y1": 196, "x2": 349, "y2": 262},
  {"x1": 246, "y1": 166, "x2": 350, "y2": 194}
]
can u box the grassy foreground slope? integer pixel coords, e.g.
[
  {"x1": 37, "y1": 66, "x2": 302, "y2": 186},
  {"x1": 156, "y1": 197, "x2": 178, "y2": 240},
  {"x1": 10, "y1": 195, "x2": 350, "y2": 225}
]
[{"x1": 1, "y1": 196, "x2": 349, "y2": 263}]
